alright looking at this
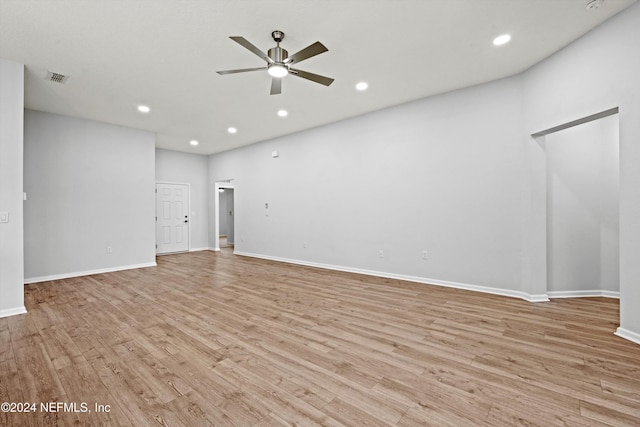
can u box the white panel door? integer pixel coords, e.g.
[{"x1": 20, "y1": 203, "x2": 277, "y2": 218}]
[{"x1": 156, "y1": 183, "x2": 189, "y2": 254}]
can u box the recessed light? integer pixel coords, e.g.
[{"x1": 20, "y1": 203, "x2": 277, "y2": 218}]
[
  {"x1": 137, "y1": 104, "x2": 151, "y2": 113},
  {"x1": 227, "y1": 127, "x2": 237, "y2": 134},
  {"x1": 277, "y1": 110, "x2": 288, "y2": 117},
  {"x1": 190, "y1": 140, "x2": 199, "y2": 146},
  {"x1": 493, "y1": 34, "x2": 511, "y2": 46},
  {"x1": 356, "y1": 82, "x2": 368, "y2": 91}
]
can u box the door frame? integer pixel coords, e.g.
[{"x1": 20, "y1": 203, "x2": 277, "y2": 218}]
[
  {"x1": 213, "y1": 180, "x2": 234, "y2": 252},
  {"x1": 156, "y1": 181, "x2": 191, "y2": 254}
]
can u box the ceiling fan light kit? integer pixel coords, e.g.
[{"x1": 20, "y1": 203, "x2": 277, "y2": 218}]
[
  {"x1": 217, "y1": 30, "x2": 334, "y2": 95},
  {"x1": 268, "y1": 64, "x2": 288, "y2": 78}
]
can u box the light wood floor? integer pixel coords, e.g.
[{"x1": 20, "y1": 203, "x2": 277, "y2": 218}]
[{"x1": 2, "y1": 250, "x2": 639, "y2": 426}]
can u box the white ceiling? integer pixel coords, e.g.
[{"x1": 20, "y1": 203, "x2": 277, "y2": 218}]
[{"x1": 1, "y1": 0, "x2": 636, "y2": 155}]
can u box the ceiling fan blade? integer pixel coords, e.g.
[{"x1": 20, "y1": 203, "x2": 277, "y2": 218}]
[
  {"x1": 216, "y1": 67, "x2": 266, "y2": 75},
  {"x1": 285, "y1": 41, "x2": 328, "y2": 64},
  {"x1": 229, "y1": 36, "x2": 274, "y2": 63},
  {"x1": 289, "y1": 68, "x2": 334, "y2": 86},
  {"x1": 270, "y1": 78, "x2": 282, "y2": 95}
]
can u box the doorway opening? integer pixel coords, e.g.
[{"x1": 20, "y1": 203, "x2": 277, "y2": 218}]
[
  {"x1": 218, "y1": 187, "x2": 234, "y2": 248},
  {"x1": 213, "y1": 180, "x2": 234, "y2": 252}
]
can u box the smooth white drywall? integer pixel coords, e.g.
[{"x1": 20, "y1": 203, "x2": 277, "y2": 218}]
[
  {"x1": 523, "y1": 2, "x2": 640, "y2": 338},
  {"x1": 546, "y1": 115, "x2": 619, "y2": 293},
  {"x1": 24, "y1": 110, "x2": 156, "y2": 280},
  {"x1": 155, "y1": 148, "x2": 209, "y2": 250},
  {"x1": 209, "y1": 76, "x2": 525, "y2": 292},
  {"x1": 0, "y1": 59, "x2": 26, "y2": 317}
]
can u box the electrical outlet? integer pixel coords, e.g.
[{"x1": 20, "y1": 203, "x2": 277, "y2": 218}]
[
  {"x1": 422, "y1": 250, "x2": 429, "y2": 260},
  {"x1": 303, "y1": 241, "x2": 307, "y2": 248},
  {"x1": 379, "y1": 250, "x2": 384, "y2": 258},
  {"x1": 106, "y1": 246, "x2": 113, "y2": 254}
]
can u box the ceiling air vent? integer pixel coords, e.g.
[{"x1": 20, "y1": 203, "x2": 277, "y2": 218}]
[{"x1": 45, "y1": 71, "x2": 69, "y2": 84}]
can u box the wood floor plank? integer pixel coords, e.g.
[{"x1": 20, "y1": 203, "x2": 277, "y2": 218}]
[
  {"x1": 579, "y1": 400, "x2": 640, "y2": 426},
  {"x1": 0, "y1": 318, "x2": 15, "y2": 364},
  {"x1": 0, "y1": 357, "x2": 23, "y2": 427},
  {"x1": 323, "y1": 396, "x2": 395, "y2": 427},
  {"x1": 1, "y1": 250, "x2": 639, "y2": 426}
]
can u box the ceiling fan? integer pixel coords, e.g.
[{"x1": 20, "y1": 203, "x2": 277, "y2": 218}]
[{"x1": 216, "y1": 30, "x2": 334, "y2": 95}]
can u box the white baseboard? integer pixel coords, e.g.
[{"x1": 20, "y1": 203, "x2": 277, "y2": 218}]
[
  {"x1": 233, "y1": 251, "x2": 548, "y2": 303},
  {"x1": 24, "y1": 262, "x2": 157, "y2": 284},
  {"x1": 189, "y1": 247, "x2": 211, "y2": 252},
  {"x1": 0, "y1": 306, "x2": 27, "y2": 319},
  {"x1": 548, "y1": 290, "x2": 620, "y2": 299},
  {"x1": 615, "y1": 327, "x2": 640, "y2": 345}
]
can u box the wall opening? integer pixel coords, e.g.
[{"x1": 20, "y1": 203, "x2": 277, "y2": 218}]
[
  {"x1": 213, "y1": 180, "x2": 234, "y2": 251},
  {"x1": 529, "y1": 107, "x2": 620, "y2": 299},
  {"x1": 218, "y1": 188, "x2": 234, "y2": 248},
  {"x1": 545, "y1": 114, "x2": 619, "y2": 297}
]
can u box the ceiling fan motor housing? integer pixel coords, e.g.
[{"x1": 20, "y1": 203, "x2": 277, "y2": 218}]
[{"x1": 268, "y1": 46, "x2": 288, "y2": 63}]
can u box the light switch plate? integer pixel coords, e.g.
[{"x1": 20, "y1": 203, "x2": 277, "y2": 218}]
[{"x1": 0, "y1": 211, "x2": 8, "y2": 223}]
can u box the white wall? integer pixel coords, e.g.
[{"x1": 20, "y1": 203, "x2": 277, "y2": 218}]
[
  {"x1": 24, "y1": 110, "x2": 156, "y2": 281},
  {"x1": 546, "y1": 115, "x2": 619, "y2": 294},
  {"x1": 209, "y1": 76, "x2": 525, "y2": 295},
  {"x1": 155, "y1": 148, "x2": 209, "y2": 250},
  {"x1": 522, "y1": 3, "x2": 640, "y2": 342},
  {"x1": 0, "y1": 59, "x2": 26, "y2": 318}
]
